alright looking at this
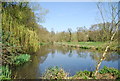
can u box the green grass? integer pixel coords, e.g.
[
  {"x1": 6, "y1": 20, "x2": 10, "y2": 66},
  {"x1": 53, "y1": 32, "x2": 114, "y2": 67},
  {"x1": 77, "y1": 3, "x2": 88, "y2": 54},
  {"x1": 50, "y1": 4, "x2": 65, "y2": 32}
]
[
  {"x1": 59, "y1": 42, "x2": 106, "y2": 50},
  {"x1": 65, "y1": 42, "x2": 105, "y2": 47},
  {"x1": 57, "y1": 41, "x2": 117, "y2": 51},
  {"x1": 0, "y1": 65, "x2": 11, "y2": 80}
]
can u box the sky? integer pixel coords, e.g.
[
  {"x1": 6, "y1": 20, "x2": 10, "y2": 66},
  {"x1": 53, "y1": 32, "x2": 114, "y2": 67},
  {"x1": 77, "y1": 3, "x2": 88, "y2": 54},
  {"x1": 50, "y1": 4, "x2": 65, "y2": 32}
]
[{"x1": 34, "y1": 2, "x2": 104, "y2": 32}]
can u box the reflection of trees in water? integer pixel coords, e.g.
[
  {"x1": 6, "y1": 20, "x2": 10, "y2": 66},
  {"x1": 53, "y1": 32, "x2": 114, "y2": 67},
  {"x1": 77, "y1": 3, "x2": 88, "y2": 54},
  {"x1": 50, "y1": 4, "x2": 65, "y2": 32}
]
[
  {"x1": 12, "y1": 55, "x2": 44, "y2": 79},
  {"x1": 48, "y1": 45, "x2": 75, "y2": 57},
  {"x1": 53, "y1": 45, "x2": 120, "y2": 62},
  {"x1": 89, "y1": 52, "x2": 102, "y2": 62},
  {"x1": 76, "y1": 49, "x2": 88, "y2": 58},
  {"x1": 12, "y1": 45, "x2": 52, "y2": 79},
  {"x1": 45, "y1": 45, "x2": 119, "y2": 62},
  {"x1": 89, "y1": 52, "x2": 119, "y2": 62},
  {"x1": 104, "y1": 52, "x2": 120, "y2": 62},
  {"x1": 51, "y1": 47, "x2": 55, "y2": 58},
  {"x1": 37, "y1": 45, "x2": 119, "y2": 64},
  {"x1": 68, "y1": 49, "x2": 73, "y2": 57},
  {"x1": 48, "y1": 45, "x2": 70, "y2": 54},
  {"x1": 13, "y1": 45, "x2": 119, "y2": 79},
  {"x1": 35, "y1": 45, "x2": 52, "y2": 64},
  {"x1": 56, "y1": 46, "x2": 70, "y2": 54}
]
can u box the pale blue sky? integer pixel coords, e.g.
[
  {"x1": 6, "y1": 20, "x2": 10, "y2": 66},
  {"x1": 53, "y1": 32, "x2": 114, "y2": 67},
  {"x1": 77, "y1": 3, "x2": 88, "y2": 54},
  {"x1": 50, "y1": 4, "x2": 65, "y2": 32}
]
[{"x1": 35, "y1": 2, "x2": 104, "y2": 32}]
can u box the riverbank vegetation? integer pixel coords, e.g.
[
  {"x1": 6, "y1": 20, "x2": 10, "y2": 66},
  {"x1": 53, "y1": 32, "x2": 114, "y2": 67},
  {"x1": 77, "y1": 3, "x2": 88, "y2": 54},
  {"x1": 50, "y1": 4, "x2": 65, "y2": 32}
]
[
  {"x1": 55, "y1": 41, "x2": 118, "y2": 51},
  {"x1": 42, "y1": 66, "x2": 120, "y2": 79},
  {"x1": 1, "y1": 2, "x2": 50, "y2": 79}
]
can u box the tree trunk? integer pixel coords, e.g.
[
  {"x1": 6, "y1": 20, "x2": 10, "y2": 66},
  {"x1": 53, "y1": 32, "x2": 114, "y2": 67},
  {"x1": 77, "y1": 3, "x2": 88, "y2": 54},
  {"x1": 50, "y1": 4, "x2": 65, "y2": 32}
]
[{"x1": 94, "y1": 23, "x2": 118, "y2": 76}]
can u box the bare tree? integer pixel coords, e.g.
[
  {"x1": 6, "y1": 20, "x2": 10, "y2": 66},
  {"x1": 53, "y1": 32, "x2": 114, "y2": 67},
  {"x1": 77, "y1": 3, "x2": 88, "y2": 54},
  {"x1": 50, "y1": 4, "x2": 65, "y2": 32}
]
[{"x1": 94, "y1": 2, "x2": 119, "y2": 76}]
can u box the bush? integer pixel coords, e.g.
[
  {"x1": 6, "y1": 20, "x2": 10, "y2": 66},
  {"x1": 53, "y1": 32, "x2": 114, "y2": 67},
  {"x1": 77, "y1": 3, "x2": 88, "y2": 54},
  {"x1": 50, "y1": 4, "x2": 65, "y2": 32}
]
[
  {"x1": 12, "y1": 54, "x2": 30, "y2": 65},
  {"x1": 42, "y1": 66, "x2": 68, "y2": 79},
  {"x1": 99, "y1": 66, "x2": 120, "y2": 76},
  {"x1": 73, "y1": 70, "x2": 91, "y2": 79}
]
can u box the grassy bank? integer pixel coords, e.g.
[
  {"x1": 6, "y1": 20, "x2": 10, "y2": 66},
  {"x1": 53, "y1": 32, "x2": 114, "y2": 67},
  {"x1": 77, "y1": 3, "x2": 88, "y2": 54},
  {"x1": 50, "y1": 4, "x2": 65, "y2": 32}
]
[
  {"x1": 55, "y1": 42, "x2": 118, "y2": 51},
  {"x1": 42, "y1": 66, "x2": 120, "y2": 79},
  {"x1": 0, "y1": 65, "x2": 11, "y2": 80}
]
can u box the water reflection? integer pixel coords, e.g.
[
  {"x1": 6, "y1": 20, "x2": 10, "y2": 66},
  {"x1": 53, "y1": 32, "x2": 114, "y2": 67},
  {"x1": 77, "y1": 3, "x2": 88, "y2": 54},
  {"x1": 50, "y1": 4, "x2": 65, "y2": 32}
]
[{"x1": 12, "y1": 45, "x2": 120, "y2": 79}]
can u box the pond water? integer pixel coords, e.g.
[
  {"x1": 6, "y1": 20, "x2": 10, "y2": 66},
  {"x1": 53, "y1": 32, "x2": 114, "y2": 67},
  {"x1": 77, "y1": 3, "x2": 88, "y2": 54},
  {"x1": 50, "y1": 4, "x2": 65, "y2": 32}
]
[{"x1": 12, "y1": 45, "x2": 120, "y2": 79}]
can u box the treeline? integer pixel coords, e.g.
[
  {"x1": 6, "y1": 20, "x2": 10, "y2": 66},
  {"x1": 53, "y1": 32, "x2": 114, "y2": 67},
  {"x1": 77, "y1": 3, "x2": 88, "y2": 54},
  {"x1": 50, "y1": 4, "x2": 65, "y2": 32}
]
[{"x1": 52, "y1": 22, "x2": 118, "y2": 42}]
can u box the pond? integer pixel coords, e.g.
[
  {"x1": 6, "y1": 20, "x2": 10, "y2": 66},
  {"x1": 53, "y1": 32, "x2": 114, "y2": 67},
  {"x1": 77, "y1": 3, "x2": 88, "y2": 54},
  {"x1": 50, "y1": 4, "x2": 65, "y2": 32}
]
[{"x1": 12, "y1": 45, "x2": 120, "y2": 79}]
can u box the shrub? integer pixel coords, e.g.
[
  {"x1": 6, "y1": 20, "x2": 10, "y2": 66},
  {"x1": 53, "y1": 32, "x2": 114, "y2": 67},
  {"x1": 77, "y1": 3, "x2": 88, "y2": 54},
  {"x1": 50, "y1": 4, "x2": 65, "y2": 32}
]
[
  {"x1": 73, "y1": 70, "x2": 91, "y2": 79},
  {"x1": 99, "y1": 66, "x2": 120, "y2": 76},
  {"x1": 42, "y1": 66, "x2": 68, "y2": 79},
  {"x1": 12, "y1": 54, "x2": 30, "y2": 65}
]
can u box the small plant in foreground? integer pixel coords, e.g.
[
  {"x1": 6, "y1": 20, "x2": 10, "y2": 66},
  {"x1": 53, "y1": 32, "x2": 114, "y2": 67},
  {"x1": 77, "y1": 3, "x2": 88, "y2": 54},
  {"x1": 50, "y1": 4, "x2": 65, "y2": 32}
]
[
  {"x1": 12, "y1": 54, "x2": 30, "y2": 65},
  {"x1": 73, "y1": 70, "x2": 91, "y2": 79},
  {"x1": 99, "y1": 66, "x2": 120, "y2": 75},
  {"x1": 42, "y1": 66, "x2": 68, "y2": 79},
  {"x1": 99, "y1": 66, "x2": 120, "y2": 79}
]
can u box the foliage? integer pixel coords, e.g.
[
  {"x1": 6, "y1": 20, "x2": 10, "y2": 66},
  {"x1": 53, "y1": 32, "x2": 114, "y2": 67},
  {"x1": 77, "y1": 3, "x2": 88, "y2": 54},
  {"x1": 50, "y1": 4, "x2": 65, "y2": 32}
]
[
  {"x1": 73, "y1": 70, "x2": 91, "y2": 79},
  {"x1": 0, "y1": 65, "x2": 11, "y2": 80},
  {"x1": 42, "y1": 66, "x2": 119, "y2": 79},
  {"x1": 1, "y1": 2, "x2": 50, "y2": 65},
  {"x1": 1, "y1": 2, "x2": 48, "y2": 79},
  {"x1": 99, "y1": 66, "x2": 120, "y2": 76},
  {"x1": 40, "y1": 42, "x2": 49, "y2": 46},
  {"x1": 54, "y1": 22, "x2": 118, "y2": 42},
  {"x1": 12, "y1": 54, "x2": 30, "y2": 66},
  {"x1": 42, "y1": 66, "x2": 68, "y2": 79},
  {"x1": 2, "y1": 2, "x2": 40, "y2": 53}
]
